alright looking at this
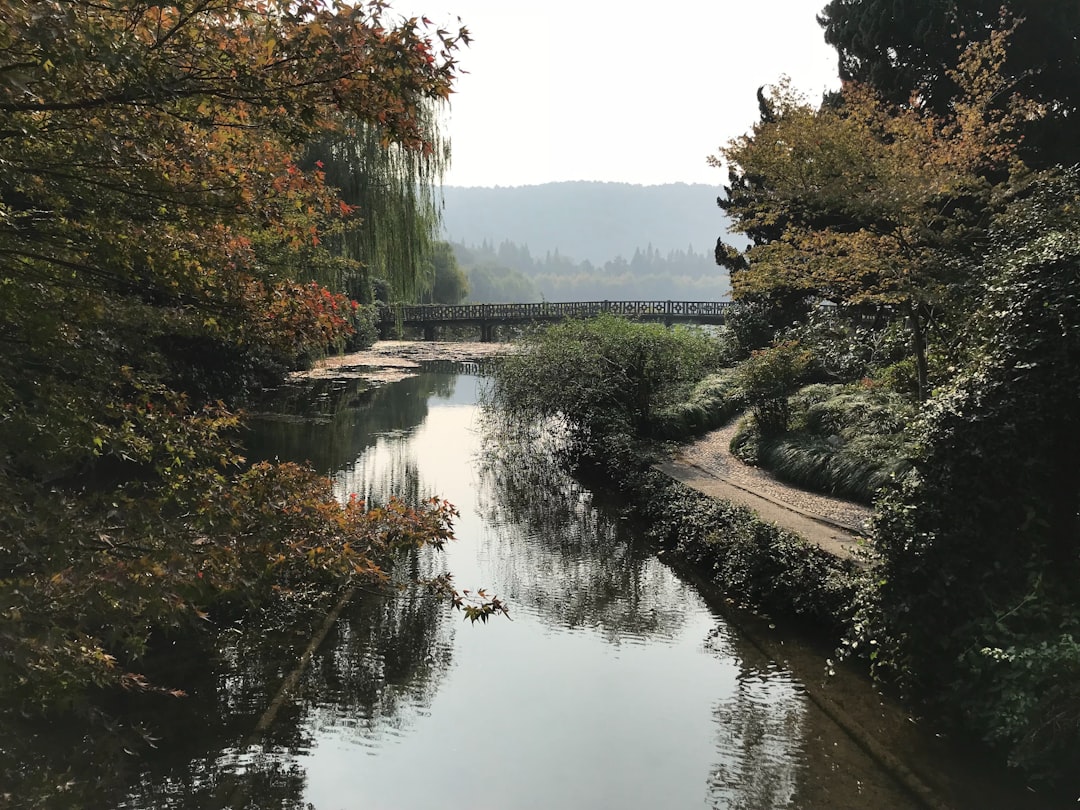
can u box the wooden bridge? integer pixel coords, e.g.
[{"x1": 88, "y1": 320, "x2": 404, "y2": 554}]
[{"x1": 377, "y1": 300, "x2": 731, "y2": 341}]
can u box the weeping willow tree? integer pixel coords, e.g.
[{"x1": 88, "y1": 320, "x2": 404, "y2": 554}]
[{"x1": 305, "y1": 104, "x2": 450, "y2": 303}]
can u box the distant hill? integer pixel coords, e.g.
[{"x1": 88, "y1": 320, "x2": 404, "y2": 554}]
[
  {"x1": 440, "y1": 181, "x2": 734, "y2": 265},
  {"x1": 452, "y1": 240, "x2": 729, "y2": 303}
]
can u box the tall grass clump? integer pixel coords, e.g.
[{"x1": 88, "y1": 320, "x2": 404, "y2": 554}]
[
  {"x1": 652, "y1": 369, "x2": 745, "y2": 439},
  {"x1": 735, "y1": 383, "x2": 915, "y2": 503}
]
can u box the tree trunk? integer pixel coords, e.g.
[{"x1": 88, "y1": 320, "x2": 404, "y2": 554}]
[{"x1": 907, "y1": 300, "x2": 929, "y2": 401}]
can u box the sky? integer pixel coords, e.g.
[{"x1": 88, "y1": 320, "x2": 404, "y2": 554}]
[{"x1": 402, "y1": 0, "x2": 841, "y2": 188}]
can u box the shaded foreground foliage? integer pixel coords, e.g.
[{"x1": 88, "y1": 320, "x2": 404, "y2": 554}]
[
  {"x1": 0, "y1": 3, "x2": 506, "y2": 792},
  {"x1": 858, "y1": 218, "x2": 1080, "y2": 779}
]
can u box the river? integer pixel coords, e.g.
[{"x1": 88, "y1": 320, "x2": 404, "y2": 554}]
[
  {"x1": 12, "y1": 364, "x2": 1045, "y2": 808},
  {"x1": 234, "y1": 367, "x2": 921, "y2": 810}
]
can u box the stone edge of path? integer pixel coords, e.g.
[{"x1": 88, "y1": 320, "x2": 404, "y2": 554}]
[
  {"x1": 655, "y1": 453, "x2": 964, "y2": 810},
  {"x1": 654, "y1": 457, "x2": 870, "y2": 563}
]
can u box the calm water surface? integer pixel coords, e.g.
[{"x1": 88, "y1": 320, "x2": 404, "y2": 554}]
[
  {"x1": 231, "y1": 370, "x2": 920, "y2": 810},
  {"x1": 18, "y1": 368, "x2": 1040, "y2": 808}
]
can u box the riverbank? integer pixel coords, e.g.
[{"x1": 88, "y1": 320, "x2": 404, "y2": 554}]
[
  {"x1": 296, "y1": 340, "x2": 512, "y2": 383},
  {"x1": 608, "y1": 457, "x2": 1053, "y2": 810}
]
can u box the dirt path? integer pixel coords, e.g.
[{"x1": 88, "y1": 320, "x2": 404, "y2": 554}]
[{"x1": 659, "y1": 417, "x2": 874, "y2": 561}]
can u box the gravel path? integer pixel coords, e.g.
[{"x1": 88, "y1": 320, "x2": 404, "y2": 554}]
[{"x1": 672, "y1": 417, "x2": 875, "y2": 537}]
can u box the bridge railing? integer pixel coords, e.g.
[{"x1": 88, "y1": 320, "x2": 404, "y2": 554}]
[{"x1": 379, "y1": 300, "x2": 731, "y2": 323}]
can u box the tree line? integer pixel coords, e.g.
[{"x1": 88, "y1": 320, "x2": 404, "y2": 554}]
[{"x1": 453, "y1": 240, "x2": 730, "y2": 303}]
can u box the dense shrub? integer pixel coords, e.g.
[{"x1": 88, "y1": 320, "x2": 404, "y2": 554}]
[
  {"x1": 345, "y1": 302, "x2": 380, "y2": 350},
  {"x1": 718, "y1": 298, "x2": 775, "y2": 359},
  {"x1": 488, "y1": 315, "x2": 723, "y2": 450},
  {"x1": 871, "y1": 357, "x2": 919, "y2": 397},
  {"x1": 852, "y1": 228, "x2": 1080, "y2": 785},
  {"x1": 780, "y1": 310, "x2": 911, "y2": 385},
  {"x1": 736, "y1": 339, "x2": 813, "y2": 435}
]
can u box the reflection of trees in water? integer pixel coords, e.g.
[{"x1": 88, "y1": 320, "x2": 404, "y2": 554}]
[
  {"x1": 8, "y1": 597, "x2": 332, "y2": 809},
  {"x1": 22, "y1": 549, "x2": 452, "y2": 807},
  {"x1": 333, "y1": 433, "x2": 430, "y2": 507},
  {"x1": 702, "y1": 624, "x2": 807, "y2": 810},
  {"x1": 104, "y1": 547, "x2": 453, "y2": 809},
  {"x1": 245, "y1": 372, "x2": 454, "y2": 476},
  {"x1": 304, "y1": 548, "x2": 454, "y2": 743},
  {"x1": 123, "y1": 746, "x2": 308, "y2": 810},
  {"x1": 481, "y1": 423, "x2": 808, "y2": 809},
  {"x1": 475, "y1": 432, "x2": 692, "y2": 642}
]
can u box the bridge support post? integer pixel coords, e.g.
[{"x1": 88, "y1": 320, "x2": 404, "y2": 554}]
[
  {"x1": 423, "y1": 323, "x2": 436, "y2": 342},
  {"x1": 480, "y1": 321, "x2": 493, "y2": 342}
]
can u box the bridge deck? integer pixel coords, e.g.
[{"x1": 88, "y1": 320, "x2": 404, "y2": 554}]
[
  {"x1": 376, "y1": 300, "x2": 730, "y2": 341},
  {"x1": 380, "y1": 300, "x2": 729, "y2": 323}
]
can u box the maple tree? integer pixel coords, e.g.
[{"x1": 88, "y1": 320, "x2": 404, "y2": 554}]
[
  {"x1": 0, "y1": 0, "x2": 505, "y2": 728},
  {"x1": 713, "y1": 27, "x2": 1038, "y2": 399}
]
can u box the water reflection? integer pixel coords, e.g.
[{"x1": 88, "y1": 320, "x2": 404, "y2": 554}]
[
  {"x1": 475, "y1": 432, "x2": 691, "y2": 643},
  {"x1": 704, "y1": 625, "x2": 807, "y2": 810},
  {"x1": 3, "y1": 369, "x2": 944, "y2": 810},
  {"x1": 334, "y1": 436, "x2": 427, "y2": 506},
  {"x1": 112, "y1": 549, "x2": 456, "y2": 809},
  {"x1": 305, "y1": 549, "x2": 455, "y2": 744},
  {"x1": 473, "y1": 427, "x2": 814, "y2": 810},
  {"x1": 245, "y1": 372, "x2": 458, "y2": 475}
]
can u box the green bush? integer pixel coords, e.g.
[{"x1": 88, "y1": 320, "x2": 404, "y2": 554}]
[
  {"x1": 781, "y1": 309, "x2": 911, "y2": 385},
  {"x1": 717, "y1": 298, "x2": 775, "y2": 360},
  {"x1": 736, "y1": 339, "x2": 813, "y2": 435},
  {"x1": 488, "y1": 315, "x2": 723, "y2": 451},
  {"x1": 346, "y1": 303, "x2": 380, "y2": 350},
  {"x1": 871, "y1": 357, "x2": 919, "y2": 396},
  {"x1": 968, "y1": 633, "x2": 1080, "y2": 775},
  {"x1": 728, "y1": 418, "x2": 760, "y2": 465}
]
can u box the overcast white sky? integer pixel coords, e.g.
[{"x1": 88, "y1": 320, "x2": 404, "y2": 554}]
[{"x1": 404, "y1": 0, "x2": 840, "y2": 188}]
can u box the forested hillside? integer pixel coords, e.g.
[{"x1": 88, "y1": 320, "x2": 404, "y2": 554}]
[
  {"x1": 441, "y1": 181, "x2": 735, "y2": 264},
  {"x1": 454, "y1": 240, "x2": 729, "y2": 302},
  {"x1": 441, "y1": 182, "x2": 733, "y2": 302}
]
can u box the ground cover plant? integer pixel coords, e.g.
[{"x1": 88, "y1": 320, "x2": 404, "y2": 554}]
[
  {"x1": 731, "y1": 382, "x2": 915, "y2": 504},
  {"x1": 652, "y1": 369, "x2": 745, "y2": 439}
]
